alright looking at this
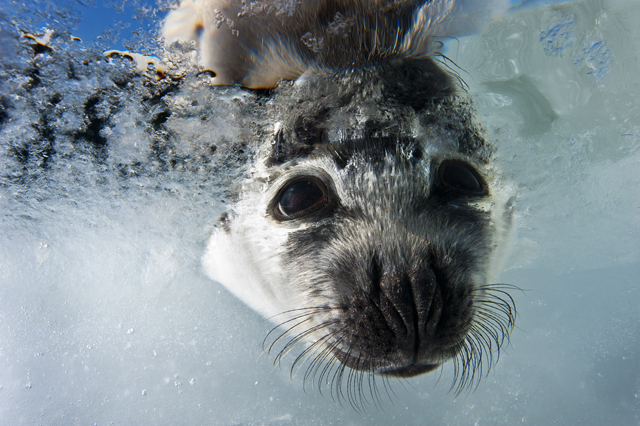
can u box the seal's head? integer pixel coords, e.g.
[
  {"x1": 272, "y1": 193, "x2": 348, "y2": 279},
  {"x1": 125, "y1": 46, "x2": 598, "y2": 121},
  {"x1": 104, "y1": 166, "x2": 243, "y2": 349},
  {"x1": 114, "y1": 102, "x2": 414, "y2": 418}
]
[{"x1": 165, "y1": 0, "x2": 517, "y2": 397}]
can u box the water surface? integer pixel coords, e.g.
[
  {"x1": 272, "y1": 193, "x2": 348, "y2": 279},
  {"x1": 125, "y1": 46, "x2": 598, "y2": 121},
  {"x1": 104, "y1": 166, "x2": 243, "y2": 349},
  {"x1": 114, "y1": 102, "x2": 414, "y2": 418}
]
[{"x1": 1, "y1": 1, "x2": 638, "y2": 424}]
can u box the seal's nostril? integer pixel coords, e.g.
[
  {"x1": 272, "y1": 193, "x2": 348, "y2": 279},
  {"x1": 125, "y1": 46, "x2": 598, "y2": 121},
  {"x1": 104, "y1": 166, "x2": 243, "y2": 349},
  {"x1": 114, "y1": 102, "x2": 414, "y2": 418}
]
[{"x1": 369, "y1": 256, "x2": 382, "y2": 292}]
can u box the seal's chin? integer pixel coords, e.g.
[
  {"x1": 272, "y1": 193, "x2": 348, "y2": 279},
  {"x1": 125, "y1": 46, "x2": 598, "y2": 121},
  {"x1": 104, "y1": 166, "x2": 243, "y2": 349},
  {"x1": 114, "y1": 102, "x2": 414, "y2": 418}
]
[{"x1": 378, "y1": 364, "x2": 441, "y2": 378}]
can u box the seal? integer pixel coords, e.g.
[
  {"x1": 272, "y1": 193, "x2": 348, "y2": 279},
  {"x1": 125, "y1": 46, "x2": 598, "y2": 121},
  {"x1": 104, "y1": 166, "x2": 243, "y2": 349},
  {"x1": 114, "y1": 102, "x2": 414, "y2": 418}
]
[{"x1": 163, "y1": 0, "x2": 518, "y2": 399}]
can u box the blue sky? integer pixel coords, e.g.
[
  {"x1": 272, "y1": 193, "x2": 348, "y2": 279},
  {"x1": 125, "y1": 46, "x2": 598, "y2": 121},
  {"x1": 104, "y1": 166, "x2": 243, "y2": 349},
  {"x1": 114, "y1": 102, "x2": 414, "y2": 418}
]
[
  {"x1": 7, "y1": 0, "x2": 165, "y2": 52},
  {"x1": 73, "y1": 2, "x2": 153, "y2": 38},
  {"x1": 71, "y1": 1, "x2": 163, "y2": 50}
]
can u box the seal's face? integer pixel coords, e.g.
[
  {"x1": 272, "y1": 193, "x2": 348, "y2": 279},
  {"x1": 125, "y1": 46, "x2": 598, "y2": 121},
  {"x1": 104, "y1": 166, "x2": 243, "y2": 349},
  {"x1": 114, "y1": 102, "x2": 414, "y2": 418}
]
[
  {"x1": 262, "y1": 149, "x2": 491, "y2": 378},
  {"x1": 203, "y1": 59, "x2": 516, "y2": 386}
]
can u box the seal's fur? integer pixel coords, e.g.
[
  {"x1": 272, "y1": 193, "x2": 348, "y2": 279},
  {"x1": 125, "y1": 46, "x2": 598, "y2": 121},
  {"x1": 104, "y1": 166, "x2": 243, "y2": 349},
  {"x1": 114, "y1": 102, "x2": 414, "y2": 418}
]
[{"x1": 164, "y1": 0, "x2": 517, "y2": 400}]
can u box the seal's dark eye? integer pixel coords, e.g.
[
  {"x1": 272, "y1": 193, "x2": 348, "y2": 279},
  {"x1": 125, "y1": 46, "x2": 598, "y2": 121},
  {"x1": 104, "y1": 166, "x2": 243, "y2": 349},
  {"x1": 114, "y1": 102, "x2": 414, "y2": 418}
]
[
  {"x1": 438, "y1": 160, "x2": 487, "y2": 195},
  {"x1": 275, "y1": 178, "x2": 333, "y2": 220},
  {"x1": 280, "y1": 180, "x2": 325, "y2": 215}
]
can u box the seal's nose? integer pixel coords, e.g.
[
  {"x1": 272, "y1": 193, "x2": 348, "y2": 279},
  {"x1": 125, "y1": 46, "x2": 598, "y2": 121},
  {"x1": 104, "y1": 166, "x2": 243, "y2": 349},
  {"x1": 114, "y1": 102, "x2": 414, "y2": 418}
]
[
  {"x1": 373, "y1": 260, "x2": 444, "y2": 357},
  {"x1": 331, "y1": 254, "x2": 471, "y2": 376}
]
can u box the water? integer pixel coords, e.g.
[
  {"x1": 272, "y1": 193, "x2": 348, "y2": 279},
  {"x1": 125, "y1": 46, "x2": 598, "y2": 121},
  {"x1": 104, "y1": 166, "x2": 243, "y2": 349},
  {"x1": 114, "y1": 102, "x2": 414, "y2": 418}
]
[{"x1": 1, "y1": 1, "x2": 639, "y2": 424}]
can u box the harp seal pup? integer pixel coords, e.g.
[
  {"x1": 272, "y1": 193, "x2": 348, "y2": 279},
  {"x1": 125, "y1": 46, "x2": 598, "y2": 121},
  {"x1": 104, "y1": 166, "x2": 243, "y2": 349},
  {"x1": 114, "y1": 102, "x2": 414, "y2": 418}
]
[{"x1": 164, "y1": 0, "x2": 516, "y2": 388}]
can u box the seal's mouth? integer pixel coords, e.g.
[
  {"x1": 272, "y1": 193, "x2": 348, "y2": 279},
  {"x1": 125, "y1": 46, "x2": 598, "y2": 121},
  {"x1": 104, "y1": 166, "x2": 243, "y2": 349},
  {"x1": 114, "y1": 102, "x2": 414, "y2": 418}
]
[
  {"x1": 331, "y1": 341, "x2": 458, "y2": 378},
  {"x1": 379, "y1": 363, "x2": 440, "y2": 378},
  {"x1": 331, "y1": 347, "x2": 441, "y2": 377}
]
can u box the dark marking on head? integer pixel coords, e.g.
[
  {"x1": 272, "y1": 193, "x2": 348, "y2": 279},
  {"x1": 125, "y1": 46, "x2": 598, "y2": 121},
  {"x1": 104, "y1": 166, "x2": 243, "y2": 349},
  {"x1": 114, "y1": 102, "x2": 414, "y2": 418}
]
[
  {"x1": 267, "y1": 127, "x2": 318, "y2": 167},
  {"x1": 263, "y1": 57, "x2": 459, "y2": 166},
  {"x1": 379, "y1": 58, "x2": 455, "y2": 109},
  {"x1": 314, "y1": 136, "x2": 424, "y2": 170}
]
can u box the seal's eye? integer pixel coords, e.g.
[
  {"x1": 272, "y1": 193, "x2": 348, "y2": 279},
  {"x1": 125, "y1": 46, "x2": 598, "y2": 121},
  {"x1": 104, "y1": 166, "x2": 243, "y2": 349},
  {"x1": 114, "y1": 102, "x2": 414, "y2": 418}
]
[
  {"x1": 274, "y1": 177, "x2": 335, "y2": 220},
  {"x1": 438, "y1": 160, "x2": 487, "y2": 195},
  {"x1": 280, "y1": 180, "x2": 325, "y2": 215}
]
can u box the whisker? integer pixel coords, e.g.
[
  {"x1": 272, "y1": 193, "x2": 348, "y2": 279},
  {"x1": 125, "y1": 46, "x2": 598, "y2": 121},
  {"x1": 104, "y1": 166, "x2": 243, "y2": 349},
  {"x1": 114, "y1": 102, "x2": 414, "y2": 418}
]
[
  {"x1": 449, "y1": 282, "x2": 521, "y2": 395},
  {"x1": 279, "y1": 321, "x2": 340, "y2": 371},
  {"x1": 291, "y1": 323, "x2": 341, "y2": 373},
  {"x1": 263, "y1": 306, "x2": 338, "y2": 350},
  {"x1": 267, "y1": 318, "x2": 315, "y2": 363},
  {"x1": 263, "y1": 282, "x2": 521, "y2": 408},
  {"x1": 294, "y1": 324, "x2": 347, "y2": 381},
  {"x1": 434, "y1": 51, "x2": 469, "y2": 92}
]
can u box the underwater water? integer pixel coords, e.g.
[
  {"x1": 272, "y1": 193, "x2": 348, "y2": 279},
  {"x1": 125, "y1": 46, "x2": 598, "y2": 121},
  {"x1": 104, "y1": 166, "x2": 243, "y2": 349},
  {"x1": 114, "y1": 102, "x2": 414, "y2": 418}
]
[{"x1": 1, "y1": 0, "x2": 639, "y2": 425}]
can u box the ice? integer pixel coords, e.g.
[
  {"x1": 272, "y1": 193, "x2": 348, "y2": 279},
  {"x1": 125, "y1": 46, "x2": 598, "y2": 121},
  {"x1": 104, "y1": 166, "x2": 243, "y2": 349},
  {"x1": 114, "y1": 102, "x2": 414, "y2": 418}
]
[{"x1": 1, "y1": 1, "x2": 639, "y2": 425}]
